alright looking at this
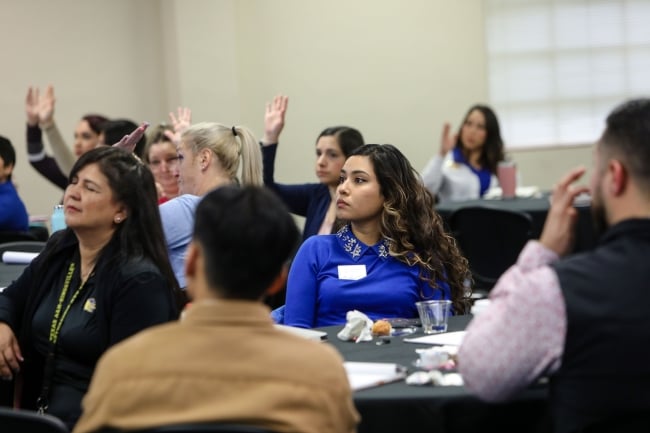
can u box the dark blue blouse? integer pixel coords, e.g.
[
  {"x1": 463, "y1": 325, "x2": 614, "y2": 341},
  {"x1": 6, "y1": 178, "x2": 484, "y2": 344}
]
[
  {"x1": 284, "y1": 225, "x2": 451, "y2": 328},
  {"x1": 262, "y1": 143, "x2": 330, "y2": 241},
  {"x1": 452, "y1": 147, "x2": 492, "y2": 196}
]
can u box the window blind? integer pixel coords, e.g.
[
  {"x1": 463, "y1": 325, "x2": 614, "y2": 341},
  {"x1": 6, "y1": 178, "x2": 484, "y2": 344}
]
[{"x1": 485, "y1": 0, "x2": 650, "y2": 148}]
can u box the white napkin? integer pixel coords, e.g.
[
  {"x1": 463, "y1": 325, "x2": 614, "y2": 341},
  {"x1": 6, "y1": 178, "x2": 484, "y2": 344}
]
[
  {"x1": 337, "y1": 310, "x2": 374, "y2": 343},
  {"x1": 2, "y1": 251, "x2": 39, "y2": 264},
  {"x1": 471, "y1": 299, "x2": 492, "y2": 316},
  {"x1": 483, "y1": 186, "x2": 541, "y2": 199}
]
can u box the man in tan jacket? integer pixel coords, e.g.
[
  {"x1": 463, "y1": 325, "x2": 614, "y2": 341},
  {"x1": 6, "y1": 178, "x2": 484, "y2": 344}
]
[{"x1": 74, "y1": 185, "x2": 359, "y2": 433}]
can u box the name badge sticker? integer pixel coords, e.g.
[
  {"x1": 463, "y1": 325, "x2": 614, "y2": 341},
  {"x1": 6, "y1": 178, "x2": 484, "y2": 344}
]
[{"x1": 338, "y1": 265, "x2": 367, "y2": 280}]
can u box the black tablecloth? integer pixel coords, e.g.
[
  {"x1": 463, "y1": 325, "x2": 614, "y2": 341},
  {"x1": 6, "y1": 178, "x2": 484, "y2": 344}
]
[
  {"x1": 321, "y1": 316, "x2": 551, "y2": 433},
  {"x1": 436, "y1": 195, "x2": 598, "y2": 253}
]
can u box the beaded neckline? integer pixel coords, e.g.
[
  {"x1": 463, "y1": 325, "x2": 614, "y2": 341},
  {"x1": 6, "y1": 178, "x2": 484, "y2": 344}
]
[{"x1": 336, "y1": 225, "x2": 390, "y2": 260}]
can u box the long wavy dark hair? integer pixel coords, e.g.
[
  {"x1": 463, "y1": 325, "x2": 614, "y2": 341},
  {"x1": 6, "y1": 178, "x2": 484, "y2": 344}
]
[
  {"x1": 455, "y1": 104, "x2": 504, "y2": 174},
  {"x1": 68, "y1": 146, "x2": 181, "y2": 299},
  {"x1": 348, "y1": 144, "x2": 471, "y2": 313}
]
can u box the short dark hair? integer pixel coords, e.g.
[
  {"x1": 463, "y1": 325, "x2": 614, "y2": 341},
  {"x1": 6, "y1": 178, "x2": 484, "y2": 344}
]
[
  {"x1": 317, "y1": 126, "x2": 364, "y2": 158},
  {"x1": 599, "y1": 99, "x2": 650, "y2": 192},
  {"x1": 102, "y1": 119, "x2": 147, "y2": 158},
  {"x1": 0, "y1": 135, "x2": 16, "y2": 181},
  {"x1": 193, "y1": 185, "x2": 299, "y2": 300}
]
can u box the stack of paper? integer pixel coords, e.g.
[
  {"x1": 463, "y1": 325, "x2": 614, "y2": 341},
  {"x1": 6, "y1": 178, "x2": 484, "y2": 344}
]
[
  {"x1": 274, "y1": 324, "x2": 327, "y2": 342},
  {"x1": 483, "y1": 186, "x2": 541, "y2": 199},
  {"x1": 344, "y1": 362, "x2": 408, "y2": 391},
  {"x1": 404, "y1": 331, "x2": 466, "y2": 346}
]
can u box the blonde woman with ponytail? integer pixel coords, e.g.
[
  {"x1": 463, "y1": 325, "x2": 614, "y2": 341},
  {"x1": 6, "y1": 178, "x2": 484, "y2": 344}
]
[{"x1": 160, "y1": 122, "x2": 263, "y2": 291}]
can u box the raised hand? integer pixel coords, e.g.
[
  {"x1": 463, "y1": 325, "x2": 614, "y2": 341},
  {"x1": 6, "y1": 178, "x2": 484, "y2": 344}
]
[
  {"x1": 439, "y1": 122, "x2": 457, "y2": 156},
  {"x1": 539, "y1": 166, "x2": 590, "y2": 256},
  {"x1": 262, "y1": 95, "x2": 288, "y2": 145},
  {"x1": 25, "y1": 87, "x2": 40, "y2": 126},
  {"x1": 0, "y1": 322, "x2": 23, "y2": 380},
  {"x1": 164, "y1": 107, "x2": 192, "y2": 146},
  {"x1": 25, "y1": 85, "x2": 56, "y2": 127},
  {"x1": 113, "y1": 122, "x2": 150, "y2": 153}
]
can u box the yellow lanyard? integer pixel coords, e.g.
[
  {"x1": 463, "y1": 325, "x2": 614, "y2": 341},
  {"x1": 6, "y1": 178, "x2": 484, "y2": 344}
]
[{"x1": 48, "y1": 262, "x2": 90, "y2": 344}]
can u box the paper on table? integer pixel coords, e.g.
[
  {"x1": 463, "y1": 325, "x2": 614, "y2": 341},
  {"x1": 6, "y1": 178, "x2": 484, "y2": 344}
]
[
  {"x1": 2, "y1": 251, "x2": 39, "y2": 264},
  {"x1": 344, "y1": 362, "x2": 408, "y2": 391},
  {"x1": 483, "y1": 186, "x2": 541, "y2": 199},
  {"x1": 274, "y1": 324, "x2": 327, "y2": 341},
  {"x1": 404, "y1": 331, "x2": 466, "y2": 346}
]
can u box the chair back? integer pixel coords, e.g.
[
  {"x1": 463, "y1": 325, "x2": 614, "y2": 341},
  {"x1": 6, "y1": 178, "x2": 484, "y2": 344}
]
[
  {"x1": 28, "y1": 225, "x2": 50, "y2": 241},
  {"x1": 449, "y1": 206, "x2": 533, "y2": 293},
  {"x1": 99, "y1": 424, "x2": 273, "y2": 433},
  {"x1": 578, "y1": 411, "x2": 650, "y2": 433},
  {"x1": 0, "y1": 241, "x2": 47, "y2": 256},
  {"x1": 0, "y1": 230, "x2": 38, "y2": 243},
  {"x1": 0, "y1": 406, "x2": 69, "y2": 433}
]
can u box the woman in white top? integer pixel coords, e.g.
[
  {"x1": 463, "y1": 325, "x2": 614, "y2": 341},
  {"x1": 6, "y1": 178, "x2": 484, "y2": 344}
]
[{"x1": 421, "y1": 104, "x2": 504, "y2": 202}]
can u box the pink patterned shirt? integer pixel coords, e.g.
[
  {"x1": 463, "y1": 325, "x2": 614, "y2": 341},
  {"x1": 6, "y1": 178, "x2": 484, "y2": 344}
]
[{"x1": 458, "y1": 241, "x2": 567, "y2": 401}]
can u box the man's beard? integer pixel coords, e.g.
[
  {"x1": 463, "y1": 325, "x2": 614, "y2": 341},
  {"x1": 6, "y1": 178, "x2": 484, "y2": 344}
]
[{"x1": 591, "y1": 188, "x2": 609, "y2": 238}]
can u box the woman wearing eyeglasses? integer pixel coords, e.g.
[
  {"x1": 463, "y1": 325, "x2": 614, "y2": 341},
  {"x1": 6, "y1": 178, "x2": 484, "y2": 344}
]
[{"x1": 143, "y1": 125, "x2": 181, "y2": 204}]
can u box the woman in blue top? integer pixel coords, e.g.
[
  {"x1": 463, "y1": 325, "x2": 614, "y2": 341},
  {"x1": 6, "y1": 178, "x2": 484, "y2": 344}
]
[
  {"x1": 422, "y1": 104, "x2": 505, "y2": 202},
  {"x1": 284, "y1": 144, "x2": 471, "y2": 328},
  {"x1": 260, "y1": 95, "x2": 364, "y2": 240},
  {"x1": 0, "y1": 136, "x2": 29, "y2": 232}
]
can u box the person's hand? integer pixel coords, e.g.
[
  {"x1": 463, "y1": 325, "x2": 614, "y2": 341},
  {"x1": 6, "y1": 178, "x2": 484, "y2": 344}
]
[
  {"x1": 25, "y1": 85, "x2": 56, "y2": 127},
  {"x1": 0, "y1": 322, "x2": 23, "y2": 380},
  {"x1": 262, "y1": 95, "x2": 288, "y2": 145},
  {"x1": 539, "y1": 166, "x2": 590, "y2": 257},
  {"x1": 439, "y1": 122, "x2": 457, "y2": 156},
  {"x1": 113, "y1": 122, "x2": 150, "y2": 154},
  {"x1": 25, "y1": 87, "x2": 40, "y2": 126},
  {"x1": 164, "y1": 107, "x2": 192, "y2": 146}
]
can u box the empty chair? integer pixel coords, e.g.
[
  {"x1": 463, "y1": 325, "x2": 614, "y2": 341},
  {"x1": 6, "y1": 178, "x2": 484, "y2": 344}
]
[
  {"x1": 28, "y1": 225, "x2": 50, "y2": 241},
  {"x1": 0, "y1": 406, "x2": 68, "y2": 433},
  {"x1": 448, "y1": 206, "x2": 533, "y2": 295}
]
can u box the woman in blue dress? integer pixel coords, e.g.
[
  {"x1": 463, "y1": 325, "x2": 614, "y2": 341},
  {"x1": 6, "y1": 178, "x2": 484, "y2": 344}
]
[{"x1": 284, "y1": 144, "x2": 471, "y2": 328}]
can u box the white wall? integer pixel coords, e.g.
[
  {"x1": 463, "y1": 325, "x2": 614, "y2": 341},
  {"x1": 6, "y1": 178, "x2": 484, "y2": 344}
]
[
  {"x1": 233, "y1": 0, "x2": 491, "y2": 189},
  {"x1": 160, "y1": 0, "x2": 241, "y2": 124},
  {"x1": 0, "y1": 0, "x2": 593, "y2": 219},
  {"x1": 0, "y1": 0, "x2": 167, "y2": 216},
  {"x1": 511, "y1": 145, "x2": 592, "y2": 189}
]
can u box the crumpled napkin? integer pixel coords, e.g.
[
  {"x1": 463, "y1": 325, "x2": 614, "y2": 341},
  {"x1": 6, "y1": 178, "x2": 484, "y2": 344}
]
[
  {"x1": 337, "y1": 310, "x2": 373, "y2": 343},
  {"x1": 405, "y1": 371, "x2": 464, "y2": 386},
  {"x1": 415, "y1": 347, "x2": 453, "y2": 370}
]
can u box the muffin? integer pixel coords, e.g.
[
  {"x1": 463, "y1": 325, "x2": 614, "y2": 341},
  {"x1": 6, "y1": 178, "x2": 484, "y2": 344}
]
[{"x1": 372, "y1": 319, "x2": 392, "y2": 336}]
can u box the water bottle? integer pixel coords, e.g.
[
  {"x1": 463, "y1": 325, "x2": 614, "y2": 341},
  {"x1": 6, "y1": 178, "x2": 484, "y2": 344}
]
[{"x1": 50, "y1": 205, "x2": 66, "y2": 233}]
